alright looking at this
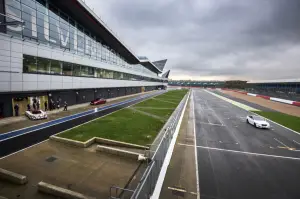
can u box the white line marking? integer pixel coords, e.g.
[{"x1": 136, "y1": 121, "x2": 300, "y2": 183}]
[
  {"x1": 151, "y1": 92, "x2": 190, "y2": 199},
  {"x1": 198, "y1": 122, "x2": 225, "y2": 127},
  {"x1": 293, "y1": 140, "x2": 300, "y2": 146},
  {"x1": 274, "y1": 138, "x2": 289, "y2": 148},
  {"x1": 193, "y1": 90, "x2": 200, "y2": 199},
  {"x1": 177, "y1": 143, "x2": 300, "y2": 160}
]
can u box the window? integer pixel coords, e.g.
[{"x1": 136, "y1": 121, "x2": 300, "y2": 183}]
[
  {"x1": 50, "y1": 60, "x2": 62, "y2": 75},
  {"x1": 63, "y1": 62, "x2": 72, "y2": 76},
  {"x1": 37, "y1": 57, "x2": 50, "y2": 74},
  {"x1": 23, "y1": 55, "x2": 37, "y2": 73},
  {"x1": 73, "y1": 64, "x2": 81, "y2": 76},
  {"x1": 81, "y1": 65, "x2": 94, "y2": 77}
]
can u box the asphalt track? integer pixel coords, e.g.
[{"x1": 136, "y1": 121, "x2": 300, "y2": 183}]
[
  {"x1": 0, "y1": 91, "x2": 164, "y2": 158},
  {"x1": 192, "y1": 89, "x2": 300, "y2": 199}
]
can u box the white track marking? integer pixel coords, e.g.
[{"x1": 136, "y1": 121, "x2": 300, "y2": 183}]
[
  {"x1": 293, "y1": 140, "x2": 300, "y2": 146},
  {"x1": 178, "y1": 143, "x2": 300, "y2": 160},
  {"x1": 193, "y1": 91, "x2": 200, "y2": 199},
  {"x1": 198, "y1": 122, "x2": 225, "y2": 127},
  {"x1": 274, "y1": 138, "x2": 289, "y2": 148},
  {"x1": 151, "y1": 92, "x2": 190, "y2": 199}
]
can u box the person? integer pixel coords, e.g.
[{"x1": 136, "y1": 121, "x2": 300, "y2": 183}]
[
  {"x1": 27, "y1": 104, "x2": 31, "y2": 111},
  {"x1": 56, "y1": 100, "x2": 60, "y2": 109},
  {"x1": 37, "y1": 101, "x2": 40, "y2": 110},
  {"x1": 14, "y1": 104, "x2": 19, "y2": 116},
  {"x1": 32, "y1": 102, "x2": 36, "y2": 111},
  {"x1": 63, "y1": 101, "x2": 68, "y2": 111},
  {"x1": 44, "y1": 101, "x2": 48, "y2": 111}
]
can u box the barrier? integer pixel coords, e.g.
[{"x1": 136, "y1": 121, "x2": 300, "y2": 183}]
[
  {"x1": 37, "y1": 181, "x2": 94, "y2": 199},
  {"x1": 0, "y1": 168, "x2": 28, "y2": 185},
  {"x1": 96, "y1": 145, "x2": 144, "y2": 160}
]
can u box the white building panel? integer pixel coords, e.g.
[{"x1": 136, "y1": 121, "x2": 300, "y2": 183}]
[
  {"x1": 11, "y1": 73, "x2": 23, "y2": 82},
  {"x1": 11, "y1": 41, "x2": 22, "y2": 53},
  {"x1": 38, "y1": 75, "x2": 51, "y2": 82},
  {"x1": 11, "y1": 82, "x2": 23, "y2": 91},
  {"x1": 0, "y1": 55, "x2": 10, "y2": 62},
  {"x1": 50, "y1": 82, "x2": 63, "y2": 90},
  {"x1": 0, "y1": 39, "x2": 10, "y2": 51},
  {"x1": 38, "y1": 82, "x2": 51, "y2": 90},
  {"x1": 0, "y1": 72, "x2": 10, "y2": 82},
  {"x1": 62, "y1": 76, "x2": 73, "y2": 83},
  {"x1": 0, "y1": 49, "x2": 10, "y2": 57},
  {"x1": 51, "y1": 75, "x2": 63, "y2": 82},
  {"x1": 23, "y1": 81, "x2": 38, "y2": 91},
  {"x1": 23, "y1": 74, "x2": 38, "y2": 82},
  {"x1": 0, "y1": 82, "x2": 10, "y2": 91}
]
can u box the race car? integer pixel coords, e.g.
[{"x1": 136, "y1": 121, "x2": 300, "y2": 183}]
[
  {"x1": 90, "y1": 98, "x2": 107, "y2": 105},
  {"x1": 246, "y1": 115, "x2": 270, "y2": 129},
  {"x1": 25, "y1": 110, "x2": 47, "y2": 120}
]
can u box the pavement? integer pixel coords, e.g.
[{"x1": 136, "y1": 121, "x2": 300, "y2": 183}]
[
  {"x1": 191, "y1": 89, "x2": 300, "y2": 199},
  {"x1": 0, "y1": 140, "x2": 141, "y2": 199},
  {"x1": 160, "y1": 97, "x2": 198, "y2": 199},
  {"x1": 0, "y1": 91, "x2": 164, "y2": 158}
]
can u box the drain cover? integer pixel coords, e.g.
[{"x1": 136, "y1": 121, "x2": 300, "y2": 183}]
[{"x1": 46, "y1": 156, "x2": 57, "y2": 162}]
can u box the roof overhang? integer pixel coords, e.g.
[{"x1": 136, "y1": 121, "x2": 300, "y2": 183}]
[
  {"x1": 140, "y1": 60, "x2": 163, "y2": 73},
  {"x1": 50, "y1": 0, "x2": 140, "y2": 64}
]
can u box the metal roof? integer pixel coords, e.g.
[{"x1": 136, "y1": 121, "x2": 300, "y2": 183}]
[{"x1": 153, "y1": 59, "x2": 168, "y2": 71}]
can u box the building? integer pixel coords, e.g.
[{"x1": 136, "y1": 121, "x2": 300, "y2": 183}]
[
  {"x1": 0, "y1": 0, "x2": 168, "y2": 118},
  {"x1": 168, "y1": 80, "x2": 224, "y2": 88}
]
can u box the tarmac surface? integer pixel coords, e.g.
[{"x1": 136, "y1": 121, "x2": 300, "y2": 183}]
[
  {"x1": 0, "y1": 91, "x2": 164, "y2": 158},
  {"x1": 191, "y1": 89, "x2": 300, "y2": 199}
]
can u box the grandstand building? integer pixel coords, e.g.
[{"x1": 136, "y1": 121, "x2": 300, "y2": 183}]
[
  {"x1": 246, "y1": 79, "x2": 300, "y2": 101},
  {"x1": 0, "y1": 0, "x2": 168, "y2": 118},
  {"x1": 168, "y1": 80, "x2": 224, "y2": 88}
]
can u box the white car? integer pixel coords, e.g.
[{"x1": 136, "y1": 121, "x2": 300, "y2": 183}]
[
  {"x1": 25, "y1": 110, "x2": 47, "y2": 120},
  {"x1": 246, "y1": 115, "x2": 270, "y2": 129}
]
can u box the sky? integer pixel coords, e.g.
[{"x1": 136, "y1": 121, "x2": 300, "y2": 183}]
[{"x1": 84, "y1": 0, "x2": 300, "y2": 81}]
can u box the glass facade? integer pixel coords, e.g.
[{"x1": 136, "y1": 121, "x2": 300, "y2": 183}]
[
  {"x1": 23, "y1": 55, "x2": 163, "y2": 82},
  {"x1": 4, "y1": 0, "x2": 144, "y2": 71}
]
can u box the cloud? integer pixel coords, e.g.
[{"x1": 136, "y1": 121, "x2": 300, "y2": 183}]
[{"x1": 85, "y1": 0, "x2": 300, "y2": 80}]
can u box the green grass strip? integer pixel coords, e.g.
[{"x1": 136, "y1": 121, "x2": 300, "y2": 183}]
[{"x1": 253, "y1": 111, "x2": 300, "y2": 133}]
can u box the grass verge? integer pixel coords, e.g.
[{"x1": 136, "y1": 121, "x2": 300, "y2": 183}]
[
  {"x1": 58, "y1": 89, "x2": 188, "y2": 145},
  {"x1": 252, "y1": 111, "x2": 300, "y2": 133}
]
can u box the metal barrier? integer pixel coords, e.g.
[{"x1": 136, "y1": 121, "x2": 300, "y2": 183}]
[{"x1": 130, "y1": 92, "x2": 189, "y2": 199}]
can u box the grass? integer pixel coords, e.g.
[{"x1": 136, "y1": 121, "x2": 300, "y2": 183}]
[
  {"x1": 58, "y1": 89, "x2": 188, "y2": 145},
  {"x1": 252, "y1": 111, "x2": 300, "y2": 133}
]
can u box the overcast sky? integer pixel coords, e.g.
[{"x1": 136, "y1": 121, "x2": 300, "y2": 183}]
[{"x1": 85, "y1": 0, "x2": 300, "y2": 81}]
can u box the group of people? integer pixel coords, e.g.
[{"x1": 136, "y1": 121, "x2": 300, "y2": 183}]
[
  {"x1": 13, "y1": 99, "x2": 69, "y2": 117},
  {"x1": 48, "y1": 100, "x2": 68, "y2": 111}
]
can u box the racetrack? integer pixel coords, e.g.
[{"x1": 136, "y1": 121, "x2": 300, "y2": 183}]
[
  {"x1": 191, "y1": 89, "x2": 300, "y2": 199},
  {"x1": 0, "y1": 91, "x2": 164, "y2": 158}
]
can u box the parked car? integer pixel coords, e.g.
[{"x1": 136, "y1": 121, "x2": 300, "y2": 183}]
[
  {"x1": 25, "y1": 110, "x2": 47, "y2": 120},
  {"x1": 90, "y1": 98, "x2": 107, "y2": 105},
  {"x1": 246, "y1": 115, "x2": 270, "y2": 129}
]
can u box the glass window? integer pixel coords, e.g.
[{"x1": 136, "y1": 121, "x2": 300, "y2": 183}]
[
  {"x1": 73, "y1": 64, "x2": 81, "y2": 76},
  {"x1": 50, "y1": 60, "x2": 62, "y2": 75},
  {"x1": 23, "y1": 55, "x2": 37, "y2": 73},
  {"x1": 37, "y1": 57, "x2": 50, "y2": 74},
  {"x1": 21, "y1": 0, "x2": 36, "y2": 9},
  {"x1": 22, "y1": 4, "x2": 37, "y2": 38},
  {"x1": 5, "y1": 2, "x2": 22, "y2": 37},
  {"x1": 77, "y1": 29, "x2": 85, "y2": 55},
  {"x1": 63, "y1": 62, "x2": 72, "y2": 76},
  {"x1": 81, "y1": 65, "x2": 94, "y2": 77}
]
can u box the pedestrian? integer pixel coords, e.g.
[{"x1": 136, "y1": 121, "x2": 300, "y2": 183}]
[
  {"x1": 56, "y1": 100, "x2": 60, "y2": 109},
  {"x1": 14, "y1": 104, "x2": 19, "y2": 116},
  {"x1": 33, "y1": 102, "x2": 36, "y2": 110},
  {"x1": 63, "y1": 101, "x2": 68, "y2": 111},
  {"x1": 44, "y1": 101, "x2": 48, "y2": 111},
  {"x1": 27, "y1": 104, "x2": 31, "y2": 111},
  {"x1": 37, "y1": 101, "x2": 40, "y2": 110}
]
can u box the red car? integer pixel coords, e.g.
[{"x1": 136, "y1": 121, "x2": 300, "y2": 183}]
[{"x1": 90, "y1": 98, "x2": 107, "y2": 105}]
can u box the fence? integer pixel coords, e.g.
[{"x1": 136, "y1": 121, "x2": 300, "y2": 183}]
[{"x1": 129, "y1": 92, "x2": 189, "y2": 199}]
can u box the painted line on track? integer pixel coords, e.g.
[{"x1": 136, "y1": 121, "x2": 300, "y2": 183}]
[
  {"x1": 192, "y1": 91, "x2": 201, "y2": 199},
  {"x1": 178, "y1": 143, "x2": 300, "y2": 160},
  {"x1": 0, "y1": 92, "x2": 163, "y2": 142}
]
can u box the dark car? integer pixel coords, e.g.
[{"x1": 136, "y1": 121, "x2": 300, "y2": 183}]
[{"x1": 90, "y1": 98, "x2": 107, "y2": 105}]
